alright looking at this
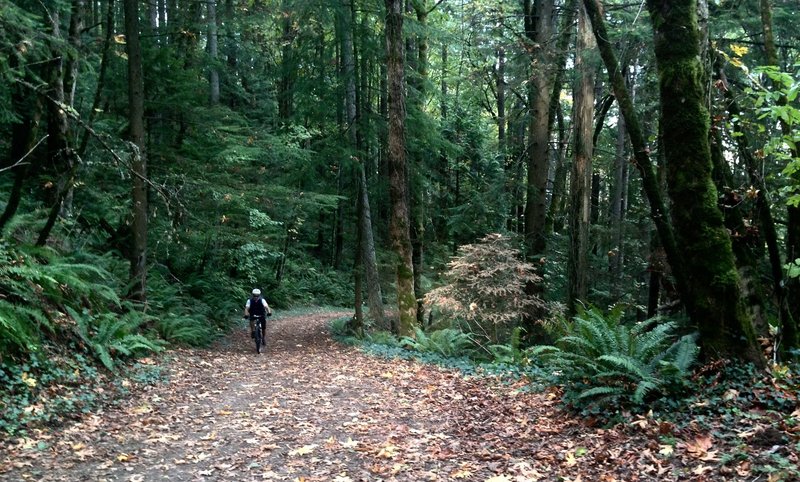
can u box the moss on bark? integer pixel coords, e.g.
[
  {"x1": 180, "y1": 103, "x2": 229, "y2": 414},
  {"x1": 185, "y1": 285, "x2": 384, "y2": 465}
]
[{"x1": 647, "y1": 0, "x2": 763, "y2": 365}]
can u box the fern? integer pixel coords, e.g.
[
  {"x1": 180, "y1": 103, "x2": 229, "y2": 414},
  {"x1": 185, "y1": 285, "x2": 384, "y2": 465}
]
[
  {"x1": 366, "y1": 331, "x2": 401, "y2": 347},
  {"x1": 0, "y1": 301, "x2": 40, "y2": 353},
  {"x1": 157, "y1": 315, "x2": 215, "y2": 346},
  {"x1": 532, "y1": 308, "x2": 699, "y2": 410},
  {"x1": 402, "y1": 327, "x2": 474, "y2": 358},
  {"x1": 488, "y1": 326, "x2": 528, "y2": 364},
  {"x1": 578, "y1": 385, "x2": 625, "y2": 400},
  {"x1": 67, "y1": 307, "x2": 163, "y2": 370}
]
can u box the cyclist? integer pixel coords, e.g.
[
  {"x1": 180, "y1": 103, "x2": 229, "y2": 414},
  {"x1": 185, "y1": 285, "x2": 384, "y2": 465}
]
[{"x1": 244, "y1": 288, "x2": 272, "y2": 347}]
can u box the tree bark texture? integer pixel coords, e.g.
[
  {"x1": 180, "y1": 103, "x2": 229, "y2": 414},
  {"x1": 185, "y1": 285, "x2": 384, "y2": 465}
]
[
  {"x1": 359, "y1": 163, "x2": 387, "y2": 327},
  {"x1": 717, "y1": 64, "x2": 797, "y2": 349},
  {"x1": 646, "y1": 0, "x2": 762, "y2": 363},
  {"x1": 79, "y1": 0, "x2": 115, "y2": 156},
  {"x1": 582, "y1": 0, "x2": 687, "y2": 310},
  {"x1": 278, "y1": 0, "x2": 296, "y2": 121},
  {"x1": 609, "y1": 94, "x2": 628, "y2": 295},
  {"x1": 523, "y1": 0, "x2": 556, "y2": 257},
  {"x1": 0, "y1": 52, "x2": 42, "y2": 233},
  {"x1": 125, "y1": 0, "x2": 148, "y2": 302},
  {"x1": 385, "y1": 0, "x2": 417, "y2": 335},
  {"x1": 567, "y1": 5, "x2": 595, "y2": 313}
]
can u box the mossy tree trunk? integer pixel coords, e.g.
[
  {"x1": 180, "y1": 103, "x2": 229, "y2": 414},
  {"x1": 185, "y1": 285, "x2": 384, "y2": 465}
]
[
  {"x1": 385, "y1": 0, "x2": 417, "y2": 336},
  {"x1": 646, "y1": 0, "x2": 762, "y2": 363}
]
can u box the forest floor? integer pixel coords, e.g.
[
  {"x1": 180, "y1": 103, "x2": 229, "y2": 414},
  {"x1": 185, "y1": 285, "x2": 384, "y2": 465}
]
[{"x1": 1, "y1": 310, "x2": 798, "y2": 481}]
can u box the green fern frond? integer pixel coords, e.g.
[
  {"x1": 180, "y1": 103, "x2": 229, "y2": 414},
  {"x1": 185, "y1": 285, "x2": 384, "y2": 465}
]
[
  {"x1": 558, "y1": 335, "x2": 597, "y2": 353},
  {"x1": 577, "y1": 385, "x2": 625, "y2": 400},
  {"x1": 94, "y1": 344, "x2": 114, "y2": 371},
  {"x1": 597, "y1": 354, "x2": 650, "y2": 381},
  {"x1": 633, "y1": 380, "x2": 659, "y2": 404},
  {"x1": 157, "y1": 315, "x2": 214, "y2": 346},
  {"x1": 663, "y1": 333, "x2": 699, "y2": 372},
  {"x1": 573, "y1": 312, "x2": 614, "y2": 354},
  {"x1": 535, "y1": 308, "x2": 699, "y2": 411},
  {"x1": 0, "y1": 301, "x2": 39, "y2": 352},
  {"x1": 527, "y1": 345, "x2": 562, "y2": 356},
  {"x1": 636, "y1": 322, "x2": 677, "y2": 360},
  {"x1": 630, "y1": 317, "x2": 659, "y2": 337}
]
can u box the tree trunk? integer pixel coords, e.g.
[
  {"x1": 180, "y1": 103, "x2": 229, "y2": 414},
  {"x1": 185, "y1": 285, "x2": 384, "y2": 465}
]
[
  {"x1": 0, "y1": 43, "x2": 43, "y2": 233},
  {"x1": 542, "y1": 0, "x2": 578, "y2": 237},
  {"x1": 38, "y1": 3, "x2": 80, "y2": 245},
  {"x1": 65, "y1": 0, "x2": 85, "y2": 108},
  {"x1": 523, "y1": 0, "x2": 556, "y2": 257},
  {"x1": 646, "y1": 0, "x2": 762, "y2": 363},
  {"x1": 207, "y1": 0, "x2": 220, "y2": 105},
  {"x1": 353, "y1": 158, "x2": 365, "y2": 335},
  {"x1": 278, "y1": 0, "x2": 296, "y2": 122},
  {"x1": 79, "y1": 0, "x2": 115, "y2": 156},
  {"x1": 385, "y1": 0, "x2": 417, "y2": 335},
  {"x1": 124, "y1": 0, "x2": 148, "y2": 302},
  {"x1": 567, "y1": 4, "x2": 595, "y2": 313},
  {"x1": 760, "y1": 0, "x2": 799, "y2": 350},
  {"x1": 609, "y1": 90, "x2": 628, "y2": 296},
  {"x1": 497, "y1": 46, "x2": 506, "y2": 158},
  {"x1": 359, "y1": 163, "x2": 386, "y2": 327},
  {"x1": 545, "y1": 100, "x2": 570, "y2": 234},
  {"x1": 583, "y1": 0, "x2": 685, "y2": 300},
  {"x1": 717, "y1": 64, "x2": 797, "y2": 349}
]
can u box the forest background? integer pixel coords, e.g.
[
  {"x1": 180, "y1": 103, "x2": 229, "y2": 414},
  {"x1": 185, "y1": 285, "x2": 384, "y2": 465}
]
[{"x1": 1, "y1": 0, "x2": 799, "y2": 443}]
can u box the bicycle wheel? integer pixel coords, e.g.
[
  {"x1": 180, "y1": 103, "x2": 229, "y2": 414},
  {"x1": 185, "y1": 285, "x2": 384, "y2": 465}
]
[{"x1": 254, "y1": 327, "x2": 262, "y2": 354}]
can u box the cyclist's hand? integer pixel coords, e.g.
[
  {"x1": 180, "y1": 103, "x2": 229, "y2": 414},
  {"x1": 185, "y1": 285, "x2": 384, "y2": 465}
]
[{"x1": 267, "y1": 312, "x2": 272, "y2": 317}]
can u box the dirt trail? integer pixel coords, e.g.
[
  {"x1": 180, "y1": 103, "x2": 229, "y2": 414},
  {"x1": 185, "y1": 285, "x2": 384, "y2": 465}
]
[{"x1": 0, "y1": 311, "x2": 761, "y2": 481}]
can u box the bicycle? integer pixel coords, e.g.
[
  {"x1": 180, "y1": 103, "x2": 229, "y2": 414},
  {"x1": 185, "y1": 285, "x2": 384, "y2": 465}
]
[{"x1": 247, "y1": 314, "x2": 270, "y2": 354}]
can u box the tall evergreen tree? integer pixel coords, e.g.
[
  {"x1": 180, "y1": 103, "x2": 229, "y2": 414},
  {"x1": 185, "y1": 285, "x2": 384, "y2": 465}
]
[
  {"x1": 385, "y1": 0, "x2": 417, "y2": 335},
  {"x1": 124, "y1": 0, "x2": 148, "y2": 302}
]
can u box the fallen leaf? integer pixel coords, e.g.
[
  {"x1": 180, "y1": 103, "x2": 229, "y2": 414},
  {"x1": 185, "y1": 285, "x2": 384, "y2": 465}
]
[
  {"x1": 340, "y1": 437, "x2": 358, "y2": 449},
  {"x1": 288, "y1": 444, "x2": 317, "y2": 456},
  {"x1": 484, "y1": 476, "x2": 513, "y2": 482},
  {"x1": 684, "y1": 434, "x2": 714, "y2": 458},
  {"x1": 377, "y1": 444, "x2": 398, "y2": 459}
]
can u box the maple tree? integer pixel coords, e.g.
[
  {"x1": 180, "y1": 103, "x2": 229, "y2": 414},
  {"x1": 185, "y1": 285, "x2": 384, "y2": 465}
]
[{"x1": 424, "y1": 233, "x2": 549, "y2": 345}]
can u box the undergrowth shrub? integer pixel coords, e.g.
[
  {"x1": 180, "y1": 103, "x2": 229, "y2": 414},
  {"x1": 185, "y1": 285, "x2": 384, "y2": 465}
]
[
  {"x1": 367, "y1": 331, "x2": 401, "y2": 346},
  {"x1": 147, "y1": 271, "x2": 222, "y2": 346},
  {"x1": 485, "y1": 326, "x2": 527, "y2": 364},
  {"x1": 268, "y1": 262, "x2": 352, "y2": 308},
  {"x1": 67, "y1": 307, "x2": 164, "y2": 370},
  {"x1": 530, "y1": 306, "x2": 698, "y2": 412},
  {"x1": 0, "y1": 241, "x2": 120, "y2": 358},
  {"x1": 401, "y1": 327, "x2": 475, "y2": 358},
  {"x1": 424, "y1": 233, "x2": 549, "y2": 344}
]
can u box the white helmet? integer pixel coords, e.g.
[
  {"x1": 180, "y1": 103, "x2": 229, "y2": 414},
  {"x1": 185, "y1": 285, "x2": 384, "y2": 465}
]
[{"x1": 252, "y1": 288, "x2": 261, "y2": 296}]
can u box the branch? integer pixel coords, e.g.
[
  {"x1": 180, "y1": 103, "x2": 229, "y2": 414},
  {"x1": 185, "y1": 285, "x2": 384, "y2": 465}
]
[
  {"x1": 17, "y1": 79, "x2": 180, "y2": 216},
  {"x1": 0, "y1": 135, "x2": 48, "y2": 173}
]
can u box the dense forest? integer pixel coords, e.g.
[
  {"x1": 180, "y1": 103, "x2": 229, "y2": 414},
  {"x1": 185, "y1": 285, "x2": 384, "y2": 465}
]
[{"x1": 1, "y1": 0, "x2": 799, "y2": 443}]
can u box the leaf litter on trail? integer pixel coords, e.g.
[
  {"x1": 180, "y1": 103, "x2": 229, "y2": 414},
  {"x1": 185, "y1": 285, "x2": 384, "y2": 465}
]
[{"x1": 1, "y1": 311, "x2": 797, "y2": 481}]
